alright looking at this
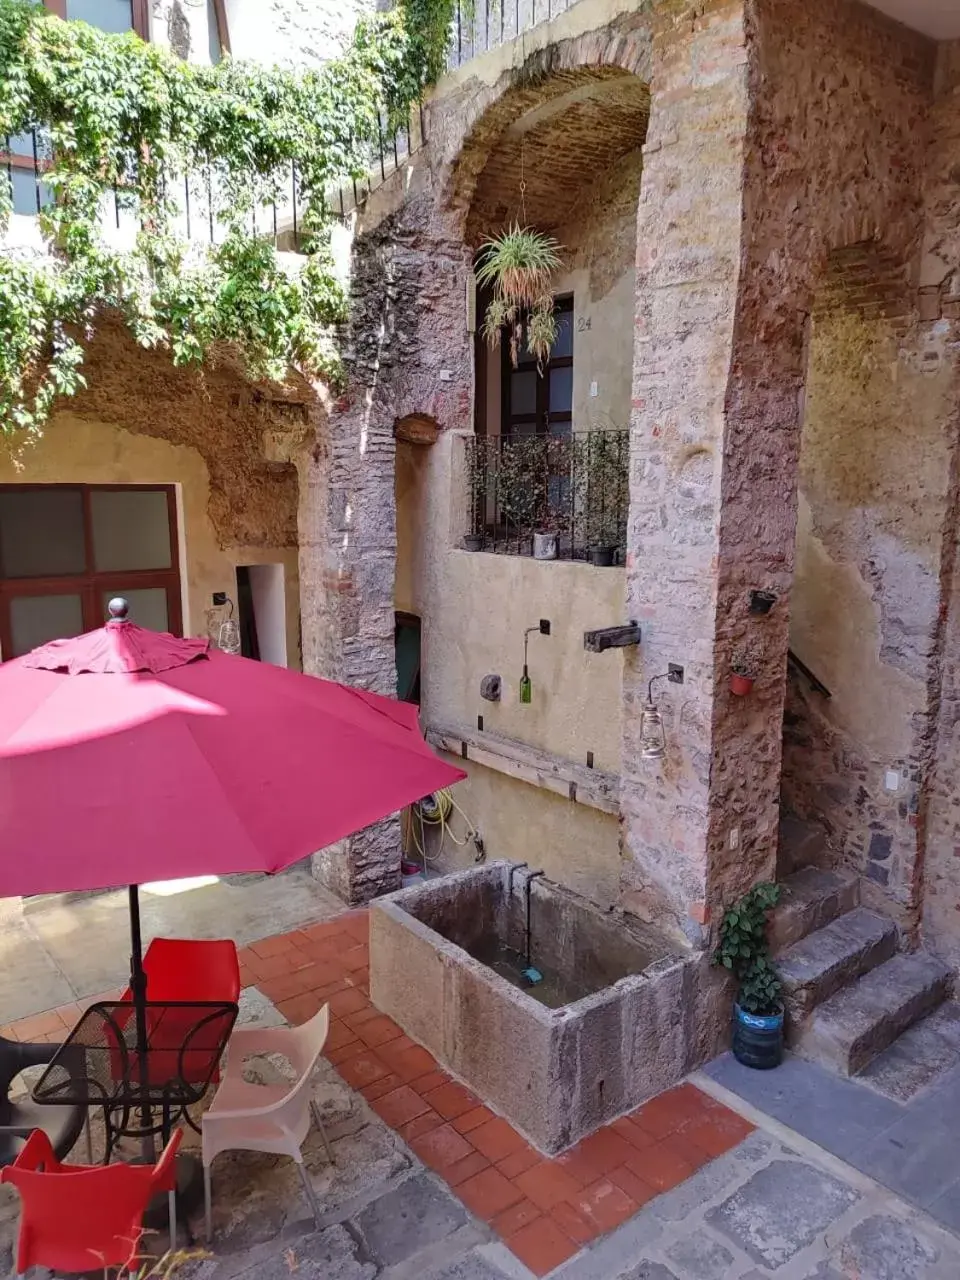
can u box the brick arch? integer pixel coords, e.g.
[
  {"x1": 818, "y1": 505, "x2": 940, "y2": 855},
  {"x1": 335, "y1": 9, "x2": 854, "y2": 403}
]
[{"x1": 443, "y1": 14, "x2": 653, "y2": 245}]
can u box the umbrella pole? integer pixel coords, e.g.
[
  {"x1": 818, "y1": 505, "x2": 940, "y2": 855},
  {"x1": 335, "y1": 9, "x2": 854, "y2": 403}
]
[{"x1": 128, "y1": 885, "x2": 154, "y2": 1155}]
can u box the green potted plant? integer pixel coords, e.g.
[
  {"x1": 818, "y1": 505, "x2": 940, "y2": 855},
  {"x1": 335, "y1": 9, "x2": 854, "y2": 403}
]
[
  {"x1": 713, "y1": 882, "x2": 783, "y2": 1069},
  {"x1": 730, "y1": 644, "x2": 760, "y2": 696},
  {"x1": 582, "y1": 431, "x2": 627, "y2": 566},
  {"x1": 477, "y1": 224, "x2": 563, "y2": 369}
]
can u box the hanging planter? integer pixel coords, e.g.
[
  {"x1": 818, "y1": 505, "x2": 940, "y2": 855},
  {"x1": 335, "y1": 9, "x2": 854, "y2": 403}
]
[
  {"x1": 476, "y1": 224, "x2": 563, "y2": 369},
  {"x1": 730, "y1": 644, "x2": 760, "y2": 696}
]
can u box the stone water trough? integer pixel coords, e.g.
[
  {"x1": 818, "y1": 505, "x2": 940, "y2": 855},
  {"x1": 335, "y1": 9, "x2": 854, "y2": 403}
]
[{"x1": 371, "y1": 861, "x2": 708, "y2": 1154}]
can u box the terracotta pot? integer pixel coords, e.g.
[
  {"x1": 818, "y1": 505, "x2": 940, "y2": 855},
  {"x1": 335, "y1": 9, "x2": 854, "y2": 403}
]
[{"x1": 730, "y1": 672, "x2": 755, "y2": 696}]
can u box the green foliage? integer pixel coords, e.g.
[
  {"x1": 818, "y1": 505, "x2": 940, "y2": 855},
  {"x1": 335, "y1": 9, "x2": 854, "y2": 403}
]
[
  {"x1": 737, "y1": 956, "x2": 782, "y2": 1018},
  {"x1": 713, "y1": 881, "x2": 782, "y2": 1016},
  {"x1": 0, "y1": 0, "x2": 454, "y2": 436},
  {"x1": 477, "y1": 223, "x2": 562, "y2": 368},
  {"x1": 581, "y1": 430, "x2": 628, "y2": 549}
]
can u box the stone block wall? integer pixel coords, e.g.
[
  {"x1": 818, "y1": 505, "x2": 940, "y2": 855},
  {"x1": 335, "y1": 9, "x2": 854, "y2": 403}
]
[
  {"x1": 918, "y1": 42, "x2": 960, "y2": 966},
  {"x1": 700, "y1": 0, "x2": 938, "y2": 932},
  {"x1": 620, "y1": 0, "x2": 752, "y2": 944},
  {"x1": 781, "y1": 242, "x2": 956, "y2": 926}
]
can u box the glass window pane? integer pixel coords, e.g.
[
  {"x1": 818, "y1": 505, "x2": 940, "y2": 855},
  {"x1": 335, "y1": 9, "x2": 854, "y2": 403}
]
[
  {"x1": 66, "y1": 0, "x2": 134, "y2": 33},
  {"x1": 90, "y1": 489, "x2": 172, "y2": 572},
  {"x1": 207, "y1": 0, "x2": 222, "y2": 63},
  {"x1": 102, "y1": 587, "x2": 169, "y2": 633},
  {"x1": 510, "y1": 370, "x2": 538, "y2": 416},
  {"x1": 0, "y1": 489, "x2": 86, "y2": 578},
  {"x1": 549, "y1": 366, "x2": 573, "y2": 413},
  {"x1": 9, "y1": 593, "x2": 84, "y2": 657},
  {"x1": 552, "y1": 311, "x2": 573, "y2": 358},
  {"x1": 10, "y1": 167, "x2": 38, "y2": 216}
]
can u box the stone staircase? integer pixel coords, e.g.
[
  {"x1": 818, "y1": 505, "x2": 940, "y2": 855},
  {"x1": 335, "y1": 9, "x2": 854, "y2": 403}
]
[{"x1": 771, "y1": 827, "x2": 955, "y2": 1079}]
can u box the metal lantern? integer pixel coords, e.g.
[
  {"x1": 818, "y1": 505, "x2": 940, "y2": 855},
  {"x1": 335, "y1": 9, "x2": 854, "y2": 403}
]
[
  {"x1": 639, "y1": 700, "x2": 666, "y2": 761},
  {"x1": 217, "y1": 618, "x2": 241, "y2": 654}
]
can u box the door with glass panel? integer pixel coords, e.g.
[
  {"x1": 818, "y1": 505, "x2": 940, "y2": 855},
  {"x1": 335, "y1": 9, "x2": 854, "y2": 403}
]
[
  {"x1": 501, "y1": 296, "x2": 573, "y2": 439},
  {"x1": 0, "y1": 484, "x2": 182, "y2": 659},
  {"x1": 500, "y1": 298, "x2": 574, "y2": 542}
]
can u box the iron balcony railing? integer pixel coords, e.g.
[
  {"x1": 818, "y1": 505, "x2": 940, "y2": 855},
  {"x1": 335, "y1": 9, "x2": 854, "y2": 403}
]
[
  {"x1": 449, "y1": 0, "x2": 579, "y2": 70},
  {"x1": 3, "y1": 99, "x2": 427, "y2": 243},
  {"x1": 465, "y1": 428, "x2": 629, "y2": 564}
]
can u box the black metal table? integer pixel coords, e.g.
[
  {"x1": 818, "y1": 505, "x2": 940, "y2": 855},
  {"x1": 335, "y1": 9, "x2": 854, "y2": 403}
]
[{"x1": 31, "y1": 999, "x2": 237, "y2": 1236}]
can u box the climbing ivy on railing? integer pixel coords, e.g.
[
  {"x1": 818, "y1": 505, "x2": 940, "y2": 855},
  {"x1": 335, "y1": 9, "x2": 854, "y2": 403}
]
[{"x1": 0, "y1": 0, "x2": 454, "y2": 437}]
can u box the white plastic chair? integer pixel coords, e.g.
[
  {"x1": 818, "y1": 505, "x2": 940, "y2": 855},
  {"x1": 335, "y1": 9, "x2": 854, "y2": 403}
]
[{"x1": 201, "y1": 1004, "x2": 334, "y2": 1237}]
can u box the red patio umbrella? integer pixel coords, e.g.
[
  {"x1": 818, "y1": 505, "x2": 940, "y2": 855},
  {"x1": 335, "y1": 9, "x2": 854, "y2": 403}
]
[{"x1": 0, "y1": 599, "x2": 465, "y2": 1009}]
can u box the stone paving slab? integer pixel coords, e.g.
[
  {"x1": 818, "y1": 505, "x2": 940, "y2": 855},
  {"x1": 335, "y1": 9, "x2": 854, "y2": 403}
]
[
  {"x1": 553, "y1": 1128, "x2": 960, "y2": 1280},
  {"x1": 702, "y1": 1049, "x2": 960, "y2": 1236},
  {"x1": 5, "y1": 919, "x2": 960, "y2": 1280}
]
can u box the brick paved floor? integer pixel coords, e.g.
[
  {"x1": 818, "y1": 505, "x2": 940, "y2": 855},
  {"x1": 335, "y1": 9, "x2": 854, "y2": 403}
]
[{"x1": 1, "y1": 909, "x2": 753, "y2": 1278}]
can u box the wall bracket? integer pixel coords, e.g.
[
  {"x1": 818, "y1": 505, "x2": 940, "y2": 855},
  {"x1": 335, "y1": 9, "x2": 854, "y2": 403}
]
[{"x1": 583, "y1": 622, "x2": 641, "y2": 653}]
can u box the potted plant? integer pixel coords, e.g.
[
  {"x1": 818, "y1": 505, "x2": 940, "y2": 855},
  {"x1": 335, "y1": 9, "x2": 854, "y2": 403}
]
[
  {"x1": 582, "y1": 431, "x2": 627, "y2": 566},
  {"x1": 730, "y1": 645, "x2": 759, "y2": 695},
  {"x1": 713, "y1": 881, "x2": 783, "y2": 1069},
  {"x1": 477, "y1": 224, "x2": 563, "y2": 369}
]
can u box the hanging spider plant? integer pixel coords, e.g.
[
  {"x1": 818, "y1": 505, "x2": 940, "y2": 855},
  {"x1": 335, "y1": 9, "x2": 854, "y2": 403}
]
[{"x1": 476, "y1": 224, "x2": 562, "y2": 368}]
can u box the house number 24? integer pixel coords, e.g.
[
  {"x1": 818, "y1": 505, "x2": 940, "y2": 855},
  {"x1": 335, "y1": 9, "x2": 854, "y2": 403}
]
[{"x1": 577, "y1": 316, "x2": 591, "y2": 331}]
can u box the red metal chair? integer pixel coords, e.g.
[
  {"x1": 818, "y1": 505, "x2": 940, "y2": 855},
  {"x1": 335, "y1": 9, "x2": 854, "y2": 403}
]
[{"x1": 0, "y1": 1127, "x2": 181, "y2": 1275}]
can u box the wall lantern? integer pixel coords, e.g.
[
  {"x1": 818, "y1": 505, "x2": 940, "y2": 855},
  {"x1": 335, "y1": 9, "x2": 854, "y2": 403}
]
[{"x1": 640, "y1": 665, "x2": 684, "y2": 762}]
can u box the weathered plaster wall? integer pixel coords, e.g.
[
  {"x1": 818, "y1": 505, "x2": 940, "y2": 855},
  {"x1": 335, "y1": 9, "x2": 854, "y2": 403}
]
[
  {"x1": 783, "y1": 276, "x2": 955, "y2": 917},
  {"x1": 918, "y1": 42, "x2": 960, "y2": 967},
  {"x1": 224, "y1": 0, "x2": 374, "y2": 69},
  {"x1": 679, "y1": 0, "x2": 937, "y2": 935},
  {"x1": 317, "y1": 11, "x2": 654, "y2": 905},
  {"x1": 478, "y1": 143, "x2": 642, "y2": 439},
  {"x1": 429, "y1": 761, "x2": 622, "y2": 907},
  {"x1": 1, "y1": 321, "x2": 303, "y2": 663},
  {"x1": 395, "y1": 427, "x2": 624, "y2": 903}
]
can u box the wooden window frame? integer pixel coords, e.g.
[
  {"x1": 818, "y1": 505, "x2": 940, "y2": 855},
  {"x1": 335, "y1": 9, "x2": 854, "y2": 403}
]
[
  {"x1": 501, "y1": 294, "x2": 574, "y2": 438},
  {"x1": 0, "y1": 483, "x2": 183, "y2": 660},
  {"x1": 210, "y1": 0, "x2": 230, "y2": 55},
  {"x1": 42, "y1": 0, "x2": 150, "y2": 39}
]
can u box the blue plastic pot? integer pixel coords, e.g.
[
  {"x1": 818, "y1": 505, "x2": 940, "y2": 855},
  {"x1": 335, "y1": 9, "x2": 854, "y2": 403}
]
[{"x1": 732, "y1": 1003, "x2": 784, "y2": 1070}]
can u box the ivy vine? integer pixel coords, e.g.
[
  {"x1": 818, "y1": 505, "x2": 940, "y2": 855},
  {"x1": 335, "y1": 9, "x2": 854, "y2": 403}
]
[{"x1": 0, "y1": 0, "x2": 454, "y2": 437}]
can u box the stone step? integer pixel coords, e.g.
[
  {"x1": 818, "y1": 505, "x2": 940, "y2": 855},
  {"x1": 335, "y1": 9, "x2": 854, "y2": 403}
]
[
  {"x1": 857, "y1": 999, "x2": 960, "y2": 1102},
  {"x1": 779, "y1": 907, "x2": 898, "y2": 1027},
  {"x1": 794, "y1": 952, "x2": 954, "y2": 1076},
  {"x1": 778, "y1": 813, "x2": 829, "y2": 878},
  {"x1": 769, "y1": 866, "x2": 860, "y2": 956}
]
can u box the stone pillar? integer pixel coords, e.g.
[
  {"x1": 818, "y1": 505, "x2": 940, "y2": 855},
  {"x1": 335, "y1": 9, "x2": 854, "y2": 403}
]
[
  {"x1": 620, "y1": 0, "x2": 752, "y2": 945},
  {"x1": 298, "y1": 185, "x2": 473, "y2": 905},
  {"x1": 917, "y1": 41, "x2": 960, "y2": 962}
]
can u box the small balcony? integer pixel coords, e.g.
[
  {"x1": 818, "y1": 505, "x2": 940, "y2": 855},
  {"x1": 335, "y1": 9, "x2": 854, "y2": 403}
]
[
  {"x1": 464, "y1": 428, "x2": 629, "y2": 566},
  {"x1": 448, "y1": 0, "x2": 582, "y2": 71}
]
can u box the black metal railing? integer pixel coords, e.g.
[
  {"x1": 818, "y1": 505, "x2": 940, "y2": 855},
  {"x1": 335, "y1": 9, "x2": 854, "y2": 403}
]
[
  {"x1": 449, "y1": 0, "x2": 578, "y2": 70},
  {"x1": 465, "y1": 428, "x2": 629, "y2": 564},
  {"x1": 4, "y1": 99, "x2": 427, "y2": 241}
]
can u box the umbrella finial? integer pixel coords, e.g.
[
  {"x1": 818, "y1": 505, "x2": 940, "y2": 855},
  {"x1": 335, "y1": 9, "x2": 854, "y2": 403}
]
[{"x1": 108, "y1": 597, "x2": 129, "y2": 622}]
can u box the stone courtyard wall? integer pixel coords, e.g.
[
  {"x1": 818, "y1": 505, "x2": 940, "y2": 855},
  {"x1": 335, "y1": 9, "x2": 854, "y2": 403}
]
[
  {"x1": 918, "y1": 41, "x2": 960, "y2": 967},
  {"x1": 316, "y1": 3, "x2": 656, "y2": 904},
  {"x1": 1, "y1": 319, "x2": 304, "y2": 664},
  {"x1": 690, "y1": 0, "x2": 939, "y2": 933}
]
